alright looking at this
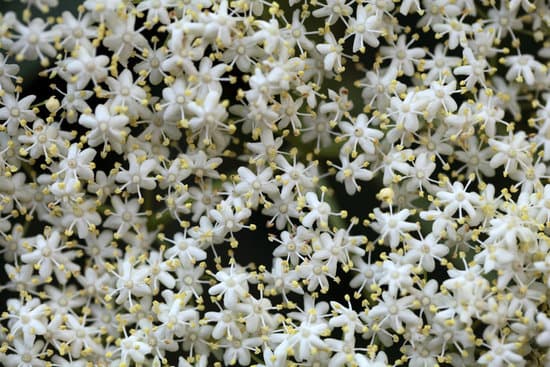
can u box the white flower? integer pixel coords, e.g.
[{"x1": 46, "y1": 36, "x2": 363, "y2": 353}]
[
  {"x1": 370, "y1": 207, "x2": 418, "y2": 248},
  {"x1": 312, "y1": 229, "x2": 365, "y2": 274},
  {"x1": 404, "y1": 233, "x2": 449, "y2": 272},
  {"x1": 4, "y1": 337, "x2": 46, "y2": 367},
  {"x1": 387, "y1": 90, "x2": 425, "y2": 140},
  {"x1": 477, "y1": 338, "x2": 525, "y2": 367},
  {"x1": 10, "y1": 17, "x2": 58, "y2": 63},
  {"x1": 60, "y1": 199, "x2": 101, "y2": 239},
  {"x1": 104, "y1": 69, "x2": 148, "y2": 118},
  {"x1": 312, "y1": 0, "x2": 353, "y2": 25},
  {"x1": 235, "y1": 166, "x2": 277, "y2": 208},
  {"x1": 205, "y1": 308, "x2": 242, "y2": 340},
  {"x1": 53, "y1": 11, "x2": 97, "y2": 51},
  {"x1": 117, "y1": 332, "x2": 152, "y2": 364},
  {"x1": 380, "y1": 35, "x2": 425, "y2": 76},
  {"x1": 453, "y1": 47, "x2": 490, "y2": 89},
  {"x1": 301, "y1": 190, "x2": 336, "y2": 229},
  {"x1": 367, "y1": 291, "x2": 420, "y2": 333},
  {"x1": 275, "y1": 154, "x2": 318, "y2": 198},
  {"x1": 454, "y1": 136, "x2": 495, "y2": 178},
  {"x1": 488, "y1": 131, "x2": 531, "y2": 177},
  {"x1": 0, "y1": 93, "x2": 36, "y2": 134},
  {"x1": 316, "y1": 32, "x2": 345, "y2": 73},
  {"x1": 208, "y1": 265, "x2": 250, "y2": 308},
  {"x1": 155, "y1": 290, "x2": 198, "y2": 337},
  {"x1": 378, "y1": 254, "x2": 414, "y2": 295},
  {"x1": 134, "y1": 44, "x2": 167, "y2": 86},
  {"x1": 18, "y1": 119, "x2": 70, "y2": 161},
  {"x1": 263, "y1": 258, "x2": 304, "y2": 298},
  {"x1": 56, "y1": 143, "x2": 96, "y2": 182},
  {"x1": 21, "y1": 230, "x2": 79, "y2": 284},
  {"x1": 421, "y1": 44, "x2": 461, "y2": 84},
  {"x1": 285, "y1": 319, "x2": 329, "y2": 362},
  {"x1": 78, "y1": 104, "x2": 129, "y2": 154},
  {"x1": 331, "y1": 153, "x2": 373, "y2": 195},
  {"x1": 432, "y1": 15, "x2": 471, "y2": 50},
  {"x1": 283, "y1": 9, "x2": 315, "y2": 53},
  {"x1": 221, "y1": 332, "x2": 262, "y2": 366},
  {"x1": 504, "y1": 54, "x2": 545, "y2": 85},
  {"x1": 417, "y1": 80, "x2": 458, "y2": 121},
  {"x1": 355, "y1": 351, "x2": 388, "y2": 367},
  {"x1": 536, "y1": 313, "x2": 550, "y2": 347},
  {"x1": 338, "y1": 113, "x2": 383, "y2": 156},
  {"x1": 102, "y1": 14, "x2": 148, "y2": 66},
  {"x1": 186, "y1": 90, "x2": 230, "y2": 146},
  {"x1": 0, "y1": 54, "x2": 20, "y2": 93},
  {"x1": 235, "y1": 296, "x2": 277, "y2": 333},
  {"x1": 348, "y1": 5, "x2": 381, "y2": 53},
  {"x1": 200, "y1": 0, "x2": 237, "y2": 47},
  {"x1": 59, "y1": 314, "x2": 101, "y2": 358},
  {"x1": 103, "y1": 196, "x2": 147, "y2": 238},
  {"x1": 402, "y1": 152, "x2": 436, "y2": 192},
  {"x1": 329, "y1": 298, "x2": 366, "y2": 337},
  {"x1": 164, "y1": 232, "x2": 207, "y2": 266},
  {"x1": 135, "y1": 0, "x2": 173, "y2": 25},
  {"x1": 115, "y1": 152, "x2": 157, "y2": 199},
  {"x1": 65, "y1": 46, "x2": 110, "y2": 89},
  {"x1": 108, "y1": 256, "x2": 151, "y2": 306},
  {"x1": 436, "y1": 180, "x2": 480, "y2": 219},
  {"x1": 209, "y1": 199, "x2": 251, "y2": 241},
  {"x1": 5, "y1": 298, "x2": 49, "y2": 345}
]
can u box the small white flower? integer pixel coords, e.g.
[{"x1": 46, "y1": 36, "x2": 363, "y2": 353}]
[
  {"x1": 65, "y1": 46, "x2": 110, "y2": 89},
  {"x1": 0, "y1": 93, "x2": 36, "y2": 134},
  {"x1": 115, "y1": 152, "x2": 157, "y2": 199},
  {"x1": 5, "y1": 298, "x2": 49, "y2": 345},
  {"x1": 21, "y1": 230, "x2": 79, "y2": 284},
  {"x1": 436, "y1": 180, "x2": 480, "y2": 219},
  {"x1": 208, "y1": 265, "x2": 250, "y2": 308},
  {"x1": 78, "y1": 104, "x2": 129, "y2": 155},
  {"x1": 370, "y1": 207, "x2": 418, "y2": 248}
]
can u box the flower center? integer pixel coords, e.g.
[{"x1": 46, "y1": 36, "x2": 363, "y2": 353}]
[
  {"x1": 22, "y1": 354, "x2": 33, "y2": 363},
  {"x1": 122, "y1": 211, "x2": 133, "y2": 222},
  {"x1": 28, "y1": 33, "x2": 39, "y2": 44},
  {"x1": 73, "y1": 27, "x2": 83, "y2": 38},
  {"x1": 150, "y1": 57, "x2": 160, "y2": 68},
  {"x1": 123, "y1": 32, "x2": 133, "y2": 43}
]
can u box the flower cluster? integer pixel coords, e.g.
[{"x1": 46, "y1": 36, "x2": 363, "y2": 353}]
[{"x1": 1, "y1": 0, "x2": 550, "y2": 366}]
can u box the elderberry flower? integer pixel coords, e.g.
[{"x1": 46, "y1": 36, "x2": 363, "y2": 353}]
[
  {"x1": 208, "y1": 265, "x2": 250, "y2": 308},
  {"x1": 21, "y1": 230, "x2": 79, "y2": 284},
  {"x1": 65, "y1": 46, "x2": 110, "y2": 89},
  {"x1": 10, "y1": 17, "x2": 58, "y2": 64},
  {"x1": 2, "y1": 1, "x2": 550, "y2": 366},
  {"x1": 0, "y1": 93, "x2": 36, "y2": 134},
  {"x1": 370, "y1": 207, "x2": 418, "y2": 248},
  {"x1": 78, "y1": 103, "x2": 129, "y2": 155}
]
